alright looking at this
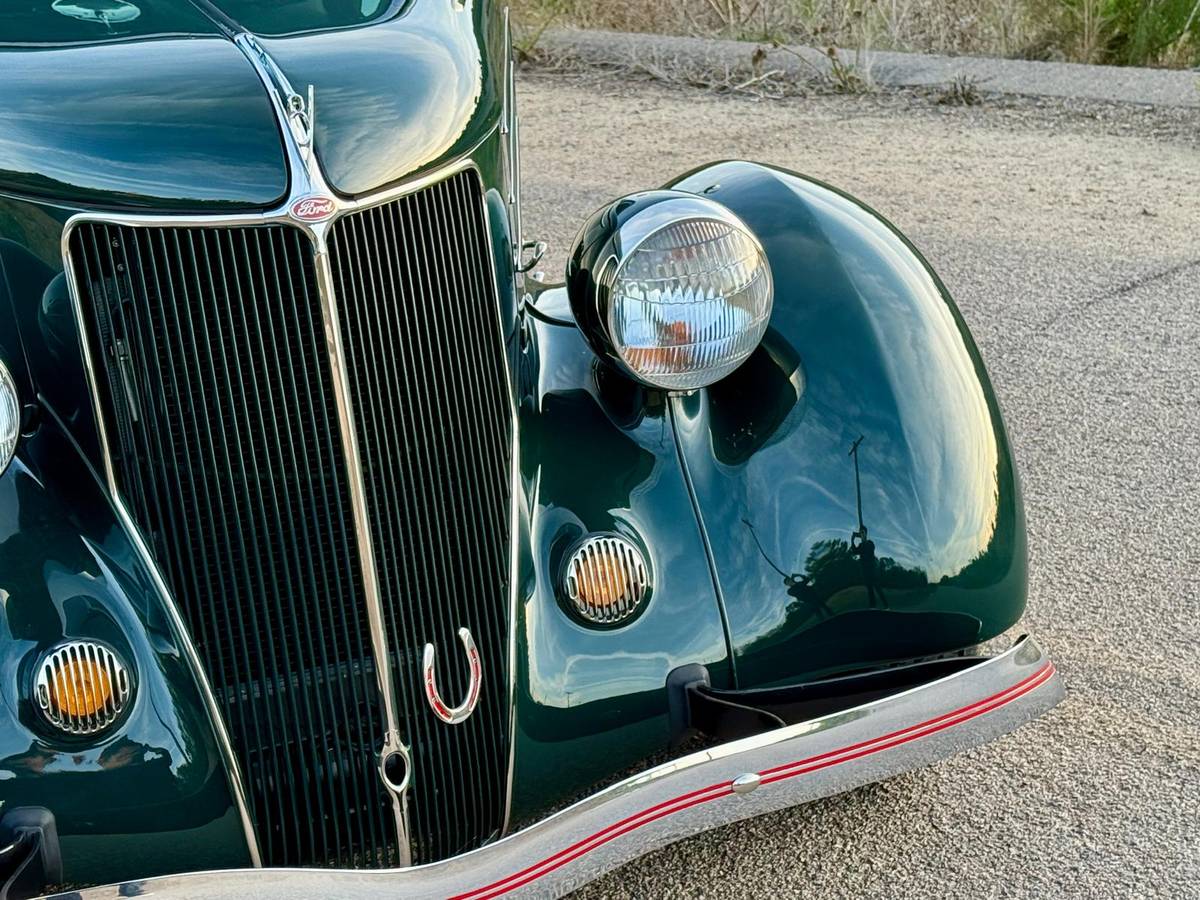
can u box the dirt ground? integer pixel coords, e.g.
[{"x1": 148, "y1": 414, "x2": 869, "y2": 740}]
[{"x1": 516, "y1": 70, "x2": 1200, "y2": 899}]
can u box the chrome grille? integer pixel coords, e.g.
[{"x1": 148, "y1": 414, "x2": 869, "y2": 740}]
[
  {"x1": 328, "y1": 168, "x2": 513, "y2": 863},
  {"x1": 34, "y1": 641, "x2": 132, "y2": 735},
  {"x1": 70, "y1": 221, "x2": 398, "y2": 868},
  {"x1": 69, "y1": 167, "x2": 513, "y2": 869}
]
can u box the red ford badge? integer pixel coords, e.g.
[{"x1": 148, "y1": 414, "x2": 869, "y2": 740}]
[{"x1": 289, "y1": 195, "x2": 336, "y2": 222}]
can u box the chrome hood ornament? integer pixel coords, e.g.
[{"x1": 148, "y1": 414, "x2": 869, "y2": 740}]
[{"x1": 235, "y1": 33, "x2": 333, "y2": 219}]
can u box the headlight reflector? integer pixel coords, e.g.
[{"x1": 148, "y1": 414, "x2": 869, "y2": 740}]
[
  {"x1": 0, "y1": 359, "x2": 19, "y2": 473},
  {"x1": 568, "y1": 192, "x2": 773, "y2": 391}
]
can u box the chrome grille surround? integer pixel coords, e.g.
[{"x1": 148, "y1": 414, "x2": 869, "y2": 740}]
[
  {"x1": 63, "y1": 156, "x2": 517, "y2": 869},
  {"x1": 563, "y1": 534, "x2": 651, "y2": 625},
  {"x1": 34, "y1": 641, "x2": 133, "y2": 736},
  {"x1": 60, "y1": 27, "x2": 521, "y2": 870}
]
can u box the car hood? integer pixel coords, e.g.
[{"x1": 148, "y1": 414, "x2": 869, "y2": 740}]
[{"x1": 0, "y1": 0, "x2": 500, "y2": 210}]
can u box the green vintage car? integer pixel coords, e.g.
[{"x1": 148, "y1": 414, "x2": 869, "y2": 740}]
[{"x1": 0, "y1": 2, "x2": 1064, "y2": 897}]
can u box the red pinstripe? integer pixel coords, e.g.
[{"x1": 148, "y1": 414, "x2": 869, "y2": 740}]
[{"x1": 453, "y1": 661, "x2": 1056, "y2": 900}]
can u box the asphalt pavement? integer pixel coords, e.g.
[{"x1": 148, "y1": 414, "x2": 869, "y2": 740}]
[{"x1": 516, "y1": 68, "x2": 1200, "y2": 899}]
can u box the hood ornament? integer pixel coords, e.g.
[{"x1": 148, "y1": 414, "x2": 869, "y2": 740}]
[
  {"x1": 280, "y1": 87, "x2": 335, "y2": 222},
  {"x1": 234, "y1": 34, "x2": 327, "y2": 201},
  {"x1": 423, "y1": 628, "x2": 482, "y2": 725}
]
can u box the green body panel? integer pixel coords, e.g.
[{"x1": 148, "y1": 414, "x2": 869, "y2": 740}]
[
  {"x1": 505, "y1": 297, "x2": 732, "y2": 824},
  {"x1": 665, "y1": 162, "x2": 1026, "y2": 686},
  {"x1": 0, "y1": 413, "x2": 251, "y2": 885},
  {"x1": 2, "y1": 0, "x2": 220, "y2": 45},
  {"x1": 0, "y1": 0, "x2": 1028, "y2": 886},
  {"x1": 0, "y1": 0, "x2": 501, "y2": 209},
  {"x1": 506, "y1": 163, "x2": 1026, "y2": 823},
  {"x1": 0, "y1": 35, "x2": 289, "y2": 210},
  {"x1": 257, "y1": 0, "x2": 506, "y2": 197}
]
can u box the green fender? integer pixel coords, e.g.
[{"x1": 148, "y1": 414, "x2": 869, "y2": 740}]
[
  {"x1": 0, "y1": 254, "x2": 251, "y2": 886},
  {"x1": 509, "y1": 160, "x2": 1026, "y2": 821},
  {"x1": 664, "y1": 160, "x2": 1027, "y2": 687}
]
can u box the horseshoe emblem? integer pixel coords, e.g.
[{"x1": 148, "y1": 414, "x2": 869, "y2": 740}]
[{"x1": 422, "y1": 627, "x2": 482, "y2": 725}]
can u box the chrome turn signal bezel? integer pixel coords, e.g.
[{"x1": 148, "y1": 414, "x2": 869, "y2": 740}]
[
  {"x1": 34, "y1": 640, "x2": 134, "y2": 737},
  {"x1": 561, "y1": 533, "x2": 652, "y2": 627}
]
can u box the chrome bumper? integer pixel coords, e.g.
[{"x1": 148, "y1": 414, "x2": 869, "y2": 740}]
[{"x1": 62, "y1": 635, "x2": 1063, "y2": 900}]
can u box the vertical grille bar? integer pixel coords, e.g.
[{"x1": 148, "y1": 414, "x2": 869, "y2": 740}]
[
  {"x1": 328, "y1": 168, "x2": 512, "y2": 864},
  {"x1": 70, "y1": 221, "x2": 399, "y2": 869}
]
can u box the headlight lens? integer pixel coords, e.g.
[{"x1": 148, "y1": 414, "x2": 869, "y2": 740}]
[
  {"x1": 568, "y1": 192, "x2": 774, "y2": 391},
  {"x1": 610, "y1": 215, "x2": 772, "y2": 390},
  {"x1": 0, "y1": 359, "x2": 19, "y2": 473}
]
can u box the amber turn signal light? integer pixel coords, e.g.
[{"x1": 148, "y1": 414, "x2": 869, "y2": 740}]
[
  {"x1": 35, "y1": 641, "x2": 132, "y2": 735},
  {"x1": 563, "y1": 534, "x2": 651, "y2": 626}
]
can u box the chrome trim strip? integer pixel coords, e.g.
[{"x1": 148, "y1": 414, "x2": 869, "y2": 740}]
[
  {"x1": 309, "y1": 225, "x2": 413, "y2": 863},
  {"x1": 60, "y1": 227, "x2": 264, "y2": 866},
  {"x1": 235, "y1": 31, "x2": 413, "y2": 864},
  {"x1": 502, "y1": 6, "x2": 522, "y2": 264},
  {"x1": 499, "y1": 4, "x2": 524, "y2": 839},
  {"x1": 500, "y1": 401, "x2": 521, "y2": 837},
  {"x1": 63, "y1": 635, "x2": 1065, "y2": 900}
]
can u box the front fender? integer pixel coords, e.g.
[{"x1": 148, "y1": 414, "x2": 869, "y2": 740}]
[
  {"x1": 666, "y1": 161, "x2": 1026, "y2": 687},
  {"x1": 0, "y1": 413, "x2": 252, "y2": 885}
]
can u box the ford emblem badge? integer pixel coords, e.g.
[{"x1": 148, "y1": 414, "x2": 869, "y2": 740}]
[{"x1": 290, "y1": 196, "x2": 336, "y2": 222}]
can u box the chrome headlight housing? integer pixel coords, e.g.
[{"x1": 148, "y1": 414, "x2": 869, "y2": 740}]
[
  {"x1": 0, "y1": 358, "x2": 19, "y2": 475},
  {"x1": 567, "y1": 191, "x2": 773, "y2": 391}
]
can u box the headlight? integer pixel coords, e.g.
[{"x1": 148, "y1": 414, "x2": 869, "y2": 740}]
[
  {"x1": 0, "y1": 359, "x2": 19, "y2": 474},
  {"x1": 567, "y1": 191, "x2": 773, "y2": 391}
]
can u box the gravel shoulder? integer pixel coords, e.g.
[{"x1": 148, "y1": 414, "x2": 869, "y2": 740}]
[
  {"x1": 516, "y1": 70, "x2": 1200, "y2": 899},
  {"x1": 538, "y1": 28, "x2": 1200, "y2": 109}
]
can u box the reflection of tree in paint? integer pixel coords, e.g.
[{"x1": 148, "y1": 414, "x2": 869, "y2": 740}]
[
  {"x1": 744, "y1": 435, "x2": 930, "y2": 625},
  {"x1": 847, "y1": 435, "x2": 886, "y2": 609}
]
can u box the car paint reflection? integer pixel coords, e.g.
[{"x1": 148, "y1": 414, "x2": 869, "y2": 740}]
[
  {"x1": 261, "y1": 0, "x2": 501, "y2": 197},
  {"x1": 667, "y1": 162, "x2": 1023, "y2": 688}
]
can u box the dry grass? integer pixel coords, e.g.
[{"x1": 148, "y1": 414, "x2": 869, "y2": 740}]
[
  {"x1": 511, "y1": 0, "x2": 1200, "y2": 68},
  {"x1": 522, "y1": 42, "x2": 817, "y2": 99},
  {"x1": 936, "y1": 71, "x2": 984, "y2": 104}
]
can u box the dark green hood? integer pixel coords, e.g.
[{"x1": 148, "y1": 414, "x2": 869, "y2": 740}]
[{"x1": 0, "y1": 0, "x2": 503, "y2": 209}]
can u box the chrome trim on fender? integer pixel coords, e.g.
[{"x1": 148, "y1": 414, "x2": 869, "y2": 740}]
[
  {"x1": 498, "y1": 6, "x2": 525, "y2": 838},
  {"x1": 64, "y1": 635, "x2": 1064, "y2": 900},
  {"x1": 501, "y1": 6, "x2": 522, "y2": 266}
]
